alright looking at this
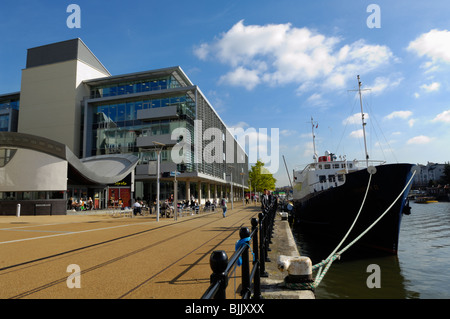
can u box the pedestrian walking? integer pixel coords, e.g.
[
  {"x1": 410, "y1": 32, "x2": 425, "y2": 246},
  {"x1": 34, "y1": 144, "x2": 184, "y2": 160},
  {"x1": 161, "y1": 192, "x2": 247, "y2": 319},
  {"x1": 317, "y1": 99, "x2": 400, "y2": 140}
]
[{"x1": 221, "y1": 197, "x2": 228, "y2": 218}]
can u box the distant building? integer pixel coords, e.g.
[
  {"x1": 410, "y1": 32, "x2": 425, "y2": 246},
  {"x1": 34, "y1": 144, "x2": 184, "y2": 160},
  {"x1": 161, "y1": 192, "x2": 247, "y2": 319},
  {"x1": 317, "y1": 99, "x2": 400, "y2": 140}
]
[{"x1": 412, "y1": 162, "x2": 446, "y2": 187}]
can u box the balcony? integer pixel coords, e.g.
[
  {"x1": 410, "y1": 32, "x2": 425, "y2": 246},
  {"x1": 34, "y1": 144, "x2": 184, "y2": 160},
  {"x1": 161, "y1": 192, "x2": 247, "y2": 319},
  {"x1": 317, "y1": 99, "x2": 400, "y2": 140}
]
[
  {"x1": 137, "y1": 105, "x2": 178, "y2": 121},
  {"x1": 136, "y1": 134, "x2": 178, "y2": 147},
  {"x1": 135, "y1": 162, "x2": 177, "y2": 176}
]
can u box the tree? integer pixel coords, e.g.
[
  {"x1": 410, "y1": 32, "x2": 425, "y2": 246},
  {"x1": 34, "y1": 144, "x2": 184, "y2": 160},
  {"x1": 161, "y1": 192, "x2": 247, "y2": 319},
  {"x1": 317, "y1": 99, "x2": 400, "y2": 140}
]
[
  {"x1": 440, "y1": 162, "x2": 450, "y2": 185},
  {"x1": 248, "y1": 160, "x2": 276, "y2": 193}
]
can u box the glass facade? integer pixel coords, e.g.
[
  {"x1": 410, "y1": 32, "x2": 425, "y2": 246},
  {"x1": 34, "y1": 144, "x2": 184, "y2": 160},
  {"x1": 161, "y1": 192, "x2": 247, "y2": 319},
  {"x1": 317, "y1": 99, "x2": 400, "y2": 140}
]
[
  {"x1": 88, "y1": 93, "x2": 196, "y2": 161},
  {"x1": 0, "y1": 99, "x2": 19, "y2": 111},
  {"x1": 0, "y1": 114, "x2": 9, "y2": 131},
  {"x1": 83, "y1": 69, "x2": 249, "y2": 204},
  {"x1": 89, "y1": 75, "x2": 181, "y2": 99},
  {"x1": 91, "y1": 94, "x2": 195, "y2": 126},
  {"x1": 0, "y1": 96, "x2": 19, "y2": 132}
]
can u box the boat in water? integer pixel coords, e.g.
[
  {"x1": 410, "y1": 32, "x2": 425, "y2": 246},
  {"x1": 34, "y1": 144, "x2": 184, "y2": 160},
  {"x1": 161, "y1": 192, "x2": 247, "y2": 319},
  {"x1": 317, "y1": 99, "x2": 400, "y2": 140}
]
[
  {"x1": 291, "y1": 76, "x2": 414, "y2": 256},
  {"x1": 414, "y1": 196, "x2": 438, "y2": 204}
]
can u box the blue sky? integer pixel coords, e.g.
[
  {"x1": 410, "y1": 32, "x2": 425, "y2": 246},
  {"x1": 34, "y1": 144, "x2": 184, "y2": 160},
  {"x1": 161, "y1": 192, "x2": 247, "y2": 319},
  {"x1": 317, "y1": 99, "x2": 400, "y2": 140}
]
[{"x1": 1, "y1": 0, "x2": 450, "y2": 187}]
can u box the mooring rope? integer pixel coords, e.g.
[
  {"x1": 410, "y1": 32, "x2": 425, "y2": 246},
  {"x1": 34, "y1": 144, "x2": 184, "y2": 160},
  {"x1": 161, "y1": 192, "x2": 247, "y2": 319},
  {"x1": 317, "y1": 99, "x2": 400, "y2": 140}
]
[
  {"x1": 321, "y1": 172, "x2": 373, "y2": 263},
  {"x1": 335, "y1": 170, "x2": 416, "y2": 257},
  {"x1": 287, "y1": 170, "x2": 416, "y2": 291}
]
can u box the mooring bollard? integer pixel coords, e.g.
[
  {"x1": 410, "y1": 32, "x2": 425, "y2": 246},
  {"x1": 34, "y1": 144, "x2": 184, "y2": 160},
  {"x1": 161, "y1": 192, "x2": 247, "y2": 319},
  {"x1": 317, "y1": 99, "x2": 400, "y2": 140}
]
[
  {"x1": 277, "y1": 255, "x2": 314, "y2": 289},
  {"x1": 16, "y1": 203, "x2": 21, "y2": 218},
  {"x1": 279, "y1": 211, "x2": 289, "y2": 220}
]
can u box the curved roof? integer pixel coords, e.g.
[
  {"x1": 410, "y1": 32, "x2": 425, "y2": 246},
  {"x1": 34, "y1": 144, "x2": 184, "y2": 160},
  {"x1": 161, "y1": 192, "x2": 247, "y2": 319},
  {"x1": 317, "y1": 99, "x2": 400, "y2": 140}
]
[{"x1": 0, "y1": 132, "x2": 138, "y2": 185}]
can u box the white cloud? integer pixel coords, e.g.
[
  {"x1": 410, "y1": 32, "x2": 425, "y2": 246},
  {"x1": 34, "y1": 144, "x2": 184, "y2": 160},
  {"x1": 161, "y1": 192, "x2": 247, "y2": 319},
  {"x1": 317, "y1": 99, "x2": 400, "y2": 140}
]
[
  {"x1": 228, "y1": 123, "x2": 279, "y2": 165},
  {"x1": 369, "y1": 75, "x2": 403, "y2": 95},
  {"x1": 432, "y1": 109, "x2": 450, "y2": 123},
  {"x1": 219, "y1": 67, "x2": 261, "y2": 90},
  {"x1": 280, "y1": 129, "x2": 296, "y2": 136},
  {"x1": 384, "y1": 110, "x2": 413, "y2": 120},
  {"x1": 300, "y1": 132, "x2": 312, "y2": 139},
  {"x1": 420, "y1": 82, "x2": 440, "y2": 92},
  {"x1": 407, "y1": 29, "x2": 450, "y2": 71},
  {"x1": 194, "y1": 43, "x2": 210, "y2": 60},
  {"x1": 383, "y1": 111, "x2": 416, "y2": 127},
  {"x1": 349, "y1": 129, "x2": 365, "y2": 138},
  {"x1": 305, "y1": 93, "x2": 328, "y2": 107},
  {"x1": 230, "y1": 121, "x2": 250, "y2": 130},
  {"x1": 195, "y1": 20, "x2": 395, "y2": 91},
  {"x1": 407, "y1": 135, "x2": 433, "y2": 145},
  {"x1": 342, "y1": 113, "x2": 369, "y2": 125},
  {"x1": 303, "y1": 141, "x2": 314, "y2": 157}
]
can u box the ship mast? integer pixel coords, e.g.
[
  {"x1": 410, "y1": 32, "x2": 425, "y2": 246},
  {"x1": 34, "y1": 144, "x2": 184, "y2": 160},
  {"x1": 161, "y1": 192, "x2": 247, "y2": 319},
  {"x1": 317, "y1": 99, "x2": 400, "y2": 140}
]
[
  {"x1": 311, "y1": 117, "x2": 318, "y2": 162},
  {"x1": 357, "y1": 75, "x2": 369, "y2": 167}
]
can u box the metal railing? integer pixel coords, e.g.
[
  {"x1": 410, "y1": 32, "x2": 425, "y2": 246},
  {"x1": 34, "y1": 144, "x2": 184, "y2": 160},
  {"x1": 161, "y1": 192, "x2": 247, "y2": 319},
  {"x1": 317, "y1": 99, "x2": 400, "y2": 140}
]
[{"x1": 201, "y1": 206, "x2": 276, "y2": 299}]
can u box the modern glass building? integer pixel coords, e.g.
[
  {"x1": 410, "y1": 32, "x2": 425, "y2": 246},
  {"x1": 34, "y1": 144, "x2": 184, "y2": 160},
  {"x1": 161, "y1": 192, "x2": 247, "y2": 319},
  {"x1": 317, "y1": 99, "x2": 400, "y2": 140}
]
[
  {"x1": 0, "y1": 38, "x2": 248, "y2": 215},
  {"x1": 83, "y1": 66, "x2": 249, "y2": 204}
]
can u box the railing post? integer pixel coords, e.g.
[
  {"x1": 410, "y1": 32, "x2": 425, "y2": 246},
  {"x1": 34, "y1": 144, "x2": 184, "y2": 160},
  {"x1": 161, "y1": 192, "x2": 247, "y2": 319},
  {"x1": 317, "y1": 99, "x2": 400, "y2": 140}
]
[
  {"x1": 251, "y1": 217, "x2": 262, "y2": 299},
  {"x1": 209, "y1": 250, "x2": 228, "y2": 299},
  {"x1": 268, "y1": 207, "x2": 275, "y2": 245},
  {"x1": 262, "y1": 210, "x2": 271, "y2": 263},
  {"x1": 239, "y1": 227, "x2": 251, "y2": 298},
  {"x1": 258, "y1": 212, "x2": 268, "y2": 277}
]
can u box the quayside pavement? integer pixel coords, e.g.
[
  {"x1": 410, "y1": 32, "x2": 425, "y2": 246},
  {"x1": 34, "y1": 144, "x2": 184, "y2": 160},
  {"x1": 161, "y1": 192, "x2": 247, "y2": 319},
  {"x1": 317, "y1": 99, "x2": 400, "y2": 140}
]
[{"x1": 0, "y1": 202, "x2": 261, "y2": 299}]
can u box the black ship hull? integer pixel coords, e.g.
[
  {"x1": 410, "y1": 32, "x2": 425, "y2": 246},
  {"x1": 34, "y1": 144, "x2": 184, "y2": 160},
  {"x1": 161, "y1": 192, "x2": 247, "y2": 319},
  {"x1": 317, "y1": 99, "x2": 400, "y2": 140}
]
[{"x1": 292, "y1": 163, "x2": 414, "y2": 257}]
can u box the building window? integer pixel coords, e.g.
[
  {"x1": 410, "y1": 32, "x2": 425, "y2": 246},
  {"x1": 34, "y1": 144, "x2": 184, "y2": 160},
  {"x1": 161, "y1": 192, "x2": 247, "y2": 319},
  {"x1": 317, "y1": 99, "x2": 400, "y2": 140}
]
[
  {"x1": 89, "y1": 76, "x2": 181, "y2": 98},
  {"x1": 0, "y1": 114, "x2": 9, "y2": 131}
]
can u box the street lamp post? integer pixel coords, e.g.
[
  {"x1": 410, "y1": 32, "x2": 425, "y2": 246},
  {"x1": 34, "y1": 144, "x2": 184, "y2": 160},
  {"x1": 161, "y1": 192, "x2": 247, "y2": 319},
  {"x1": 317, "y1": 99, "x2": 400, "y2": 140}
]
[
  {"x1": 153, "y1": 141, "x2": 165, "y2": 222},
  {"x1": 173, "y1": 169, "x2": 179, "y2": 221},
  {"x1": 227, "y1": 165, "x2": 234, "y2": 210},
  {"x1": 240, "y1": 172, "x2": 245, "y2": 206}
]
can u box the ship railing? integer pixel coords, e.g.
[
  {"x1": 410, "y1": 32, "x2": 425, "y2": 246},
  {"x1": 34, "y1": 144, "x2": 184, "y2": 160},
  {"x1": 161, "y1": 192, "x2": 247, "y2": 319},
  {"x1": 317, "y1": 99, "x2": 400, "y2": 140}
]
[{"x1": 352, "y1": 159, "x2": 386, "y2": 170}]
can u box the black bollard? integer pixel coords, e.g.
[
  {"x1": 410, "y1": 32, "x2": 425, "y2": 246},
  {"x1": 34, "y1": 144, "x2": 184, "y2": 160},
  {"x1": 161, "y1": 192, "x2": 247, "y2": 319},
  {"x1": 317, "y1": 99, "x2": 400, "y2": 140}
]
[
  {"x1": 258, "y1": 212, "x2": 268, "y2": 277},
  {"x1": 239, "y1": 227, "x2": 251, "y2": 298},
  {"x1": 209, "y1": 250, "x2": 228, "y2": 299},
  {"x1": 251, "y1": 218, "x2": 262, "y2": 299}
]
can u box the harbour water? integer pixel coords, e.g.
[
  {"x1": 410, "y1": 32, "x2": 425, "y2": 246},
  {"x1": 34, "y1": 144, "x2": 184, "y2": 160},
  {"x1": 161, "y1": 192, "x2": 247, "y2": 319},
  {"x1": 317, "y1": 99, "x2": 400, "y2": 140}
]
[{"x1": 293, "y1": 202, "x2": 450, "y2": 299}]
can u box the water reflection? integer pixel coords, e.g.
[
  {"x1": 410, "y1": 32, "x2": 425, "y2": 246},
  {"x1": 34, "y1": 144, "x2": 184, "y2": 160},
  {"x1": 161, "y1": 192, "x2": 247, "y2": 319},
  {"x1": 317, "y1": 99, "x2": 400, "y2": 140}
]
[
  {"x1": 293, "y1": 228, "x2": 420, "y2": 299},
  {"x1": 291, "y1": 202, "x2": 450, "y2": 299}
]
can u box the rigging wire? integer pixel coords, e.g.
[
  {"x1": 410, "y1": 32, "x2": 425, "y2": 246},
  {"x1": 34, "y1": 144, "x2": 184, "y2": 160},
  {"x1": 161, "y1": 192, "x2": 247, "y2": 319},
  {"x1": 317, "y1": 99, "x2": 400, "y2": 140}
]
[
  {"x1": 363, "y1": 91, "x2": 399, "y2": 163},
  {"x1": 335, "y1": 90, "x2": 358, "y2": 155}
]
